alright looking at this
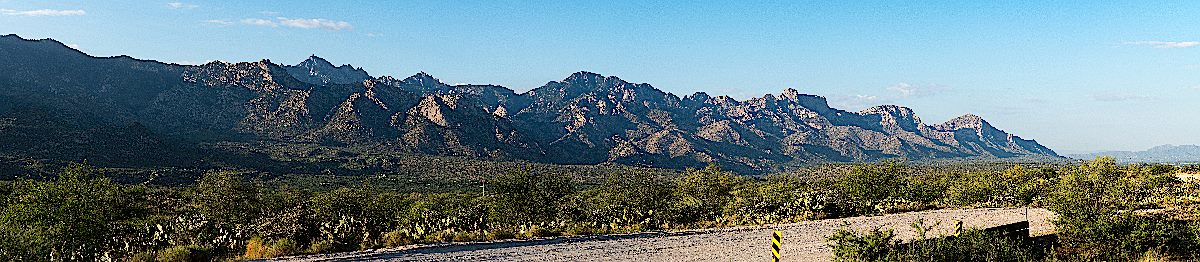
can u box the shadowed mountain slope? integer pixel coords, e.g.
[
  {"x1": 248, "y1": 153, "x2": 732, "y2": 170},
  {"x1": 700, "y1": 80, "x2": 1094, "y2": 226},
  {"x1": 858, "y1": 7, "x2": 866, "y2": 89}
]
[{"x1": 0, "y1": 34, "x2": 1059, "y2": 172}]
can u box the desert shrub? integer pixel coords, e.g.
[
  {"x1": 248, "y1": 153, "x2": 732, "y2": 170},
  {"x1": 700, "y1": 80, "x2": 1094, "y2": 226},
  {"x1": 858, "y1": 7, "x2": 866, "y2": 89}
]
[
  {"x1": 897, "y1": 230, "x2": 1039, "y2": 262},
  {"x1": 250, "y1": 188, "x2": 311, "y2": 245},
  {"x1": 1046, "y1": 157, "x2": 1200, "y2": 260},
  {"x1": 896, "y1": 176, "x2": 946, "y2": 205},
  {"x1": 827, "y1": 226, "x2": 897, "y2": 262},
  {"x1": 1181, "y1": 165, "x2": 1200, "y2": 174},
  {"x1": 827, "y1": 226, "x2": 1040, "y2": 262},
  {"x1": 243, "y1": 236, "x2": 300, "y2": 259},
  {"x1": 305, "y1": 240, "x2": 335, "y2": 254},
  {"x1": 126, "y1": 251, "x2": 156, "y2": 262},
  {"x1": 836, "y1": 162, "x2": 907, "y2": 214},
  {"x1": 724, "y1": 181, "x2": 824, "y2": 225},
  {"x1": 0, "y1": 164, "x2": 144, "y2": 261},
  {"x1": 944, "y1": 166, "x2": 1055, "y2": 208},
  {"x1": 14, "y1": 159, "x2": 1200, "y2": 260},
  {"x1": 401, "y1": 192, "x2": 490, "y2": 242},
  {"x1": 567, "y1": 171, "x2": 670, "y2": 230},
  {"x1": 156, "y1": 245, "x2": 211, "y2": 262},
  {"x1": 307, "y1": 187, "x2": 398, "y2": 250},
  {"x1": 192, "y1": 171, "x2": 259, "y2": 226},
  {"x1": 382, "y1": 229, "x2": 417, "y2": 247},
  {"x1": 670, "y1": 164, "x2": 745, "y2": 224},
  {"x1": 943, "y1": 172, "x2": 998, "y2": 206},
  {"x1": 489, "y1": 171, "x2": 575, "y2": 225}
]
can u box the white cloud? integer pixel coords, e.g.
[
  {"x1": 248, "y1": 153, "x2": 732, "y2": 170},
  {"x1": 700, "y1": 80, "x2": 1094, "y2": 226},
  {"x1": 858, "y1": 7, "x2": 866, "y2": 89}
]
[
  {"x1": 65, "y1": 43, "x2": 81, "y2": 49},
  {"x1": 167, "y1": 2, "x2": 198, "y2": 9},
  {"x1": 366, "y1": 32, "x2": 383, "y2": 37},
  {"x1": 276, "y1": 17, "x2": 353, "y2": 31},
  {"x1": 888, "y1": 83, "x2": 917, "y2": 97},
  {"x1": 886, "y1": 82, "x2": 948, "y2": 98},
  {"x1": 829, "y1": 94, "x2": 891, "y2": 111},
  {"x1": 1128, "y1": 41, "x2": 1200, "y2": 49},
  {"x1": 240, "y1": 18, "x2": 277, "y2": 27},
  {"x1": 1091, "y1": 93, "x2": 1152, "y2": 102},
  {"x1": 233, "y1": 17, "x2": 353, "y2": 31},
  {"x1": 203, "y1": 19, "x2": 233, "y2": 26},
  {"x1": 0, "y1": 8, "x2": 86, "y2": 16}
]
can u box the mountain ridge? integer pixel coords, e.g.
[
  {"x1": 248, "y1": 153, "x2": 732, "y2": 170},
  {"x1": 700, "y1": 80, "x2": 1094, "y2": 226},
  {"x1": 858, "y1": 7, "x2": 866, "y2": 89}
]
[
  {"x1": 0, "y1": 34, "x2": 1059, "y2": 172},
  {"x1": 1069, "y1": 144, "x2": 1200, "y2": 164}
]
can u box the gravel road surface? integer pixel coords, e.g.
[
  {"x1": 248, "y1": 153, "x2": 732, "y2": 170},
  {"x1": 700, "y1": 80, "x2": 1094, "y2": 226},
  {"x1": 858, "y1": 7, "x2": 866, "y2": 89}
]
[{"x1": 274, "y1": 208, "x2": 1052, "y2": 262}]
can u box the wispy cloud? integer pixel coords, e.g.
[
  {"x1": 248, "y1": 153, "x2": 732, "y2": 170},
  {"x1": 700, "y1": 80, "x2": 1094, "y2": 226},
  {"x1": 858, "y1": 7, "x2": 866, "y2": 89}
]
[
  {"x1": 886, "y1": 83, "x2": 949, "y2": 98},
  {"x1": 65, "y1": 43, "x2": 81, "y2": 50},
  {"x1": 203, "y1": 19, "x2": 233, "y2": 26},
  {"x1": 277, "y1": 17, "x2": 353, "y2": 31},
  {"x1": 0, "y1": 8, "x2": 86, "y2": 16},
  {"x1": 240, "y1": 18, "x2": 278, "y2": 27},
  {"x1": 829, "y1": 94, "x2": 892, "y2": 111},
  {"x1": 235, "y1": 17, "x2": 353, "y2": 31},
  {"x1": 1127, "y1": 41, "x2": 1200, "y2": 49},
  {"x1": 888, "y1": 83, "x2": 917, "y2": 97},
  {"x1": 167, "y1": 2, "x2": 198, "y2": 10},
  {"x1": 1091, "y1": 93, "x2": 1152, "y2": 102}
]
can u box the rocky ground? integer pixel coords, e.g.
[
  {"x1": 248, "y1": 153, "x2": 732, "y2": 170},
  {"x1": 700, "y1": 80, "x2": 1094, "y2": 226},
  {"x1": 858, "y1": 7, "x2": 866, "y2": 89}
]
[{"x1": 270, "y1": 207, "x2": 1053, "y2": 262}]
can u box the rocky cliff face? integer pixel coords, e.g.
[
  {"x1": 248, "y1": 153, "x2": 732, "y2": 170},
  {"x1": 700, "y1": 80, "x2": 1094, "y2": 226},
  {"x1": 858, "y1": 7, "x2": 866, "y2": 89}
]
[{"x1": 0, "y1": 34, "x2": 1059, "y2": 172}]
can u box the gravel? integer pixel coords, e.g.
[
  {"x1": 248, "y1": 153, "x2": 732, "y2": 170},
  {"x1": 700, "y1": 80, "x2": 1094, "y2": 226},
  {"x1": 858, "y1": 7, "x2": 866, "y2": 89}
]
[{"x1": 272, "y1": 207, "x2": 1053, "y2": 262}]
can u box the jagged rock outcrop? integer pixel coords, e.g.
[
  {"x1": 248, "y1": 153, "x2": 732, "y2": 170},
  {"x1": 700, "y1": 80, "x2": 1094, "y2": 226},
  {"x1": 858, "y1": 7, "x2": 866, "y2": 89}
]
[
  {"x1": 0, "y1": 34, "x2": 1060, "y2": 172},
  {"x1": 283, "y1": 55, "x2": 371, "y2": 85}
]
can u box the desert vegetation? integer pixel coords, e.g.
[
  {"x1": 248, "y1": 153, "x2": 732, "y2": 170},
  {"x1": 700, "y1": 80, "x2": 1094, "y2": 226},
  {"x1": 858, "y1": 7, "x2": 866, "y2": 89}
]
[
  {"x1": 827, "y1": 158, "x2": 1200, "y2": 261},
  {"x1": 2, "y1": 157, "x2": 1199, "y2": 261}
]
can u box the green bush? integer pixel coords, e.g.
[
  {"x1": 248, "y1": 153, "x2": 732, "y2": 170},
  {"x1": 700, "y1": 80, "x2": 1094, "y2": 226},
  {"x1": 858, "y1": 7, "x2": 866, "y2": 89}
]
[
  {"x1": 0, "y1": 164, "x2": 144, "y2": 261},
  {"x1": 243, "y1": 236, "x2": 300, "y2": 259},
  {"x1": 827, "y1": 227, "x2": 1040, "y2": 262},
  {"x1": 10, "y1": 159, "x2": 1200, "y2": 260},
  {"x1": 827, "y1": 226, "x2": 897, "y2": 261},
  {"x1": 670, "y1": 164, "x2": 744, "y2": 224},
  {"x1": 489, "y1": 171, "x2": 575, "y2": 225},
  {"x1": 1046, "y1": 157, "x2": 1200, "y2": 260},
  {"x1": 192, "y1": 171, "x2": 259, "y2": 226},
  {"x1": 836, "y1": 162, "x2": 907, "y2": 214},
  {"x1": 568, "y1": 171, "x2": 670, "y2": 230},
  {"x1": 156, "y1": 245, "x2": 211, "y2": 262}
]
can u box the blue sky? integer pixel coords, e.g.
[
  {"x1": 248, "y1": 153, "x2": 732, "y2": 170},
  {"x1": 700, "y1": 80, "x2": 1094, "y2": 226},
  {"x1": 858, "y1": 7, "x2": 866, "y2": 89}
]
[{"x1": 3, "y1": 1, "x2": 1199, "y2": 153}]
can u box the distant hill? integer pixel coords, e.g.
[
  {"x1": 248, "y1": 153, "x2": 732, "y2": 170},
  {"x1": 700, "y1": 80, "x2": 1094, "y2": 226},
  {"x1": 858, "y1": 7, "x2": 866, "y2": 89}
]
[
  {"x1": 1069, "y1": 145, "x2": 1200, "y2": 164},
  {"x1": 0, "y1": 34, "x2": 1060, "y2": 173}
]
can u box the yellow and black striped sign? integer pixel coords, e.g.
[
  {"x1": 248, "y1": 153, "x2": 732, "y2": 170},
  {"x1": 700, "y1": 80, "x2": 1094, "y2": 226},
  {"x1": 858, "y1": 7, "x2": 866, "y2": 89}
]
[{"x1": 771, "y1": 230, "x2": 782, "y2": 262}]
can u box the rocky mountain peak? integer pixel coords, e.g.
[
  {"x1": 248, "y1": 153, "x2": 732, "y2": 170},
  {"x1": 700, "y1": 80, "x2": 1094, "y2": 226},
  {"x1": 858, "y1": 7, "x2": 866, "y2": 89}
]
[
  {"x1": 298, "y1": 54, "x2": 335, "y2": 68},
  {"x1": 0, "y1": 34, "x2": 1063, "y2": 173},
  {"x1": 861, "y1": 105, "x2": 921, "y2": 131},
  {"x1": 762, "y1": 93, "x2": 778, "y2": 102},
  {"x1": 939, "y1": 114, "x2": 988, "y2": 130},
  {"x1": 282, "y1": 55, "x2": 370, "y2": 85},
  {"x1": 402, "y1": 72, "x2": 444, "y2": 87},
  {"x1": 861, "y1": 105, "x2": 916, "y2": 117},
  {"x1": 786, "y1": 93, "x2": 834, "y2": 114},
  {"x1": 683, "y1": 92, "x2": 712, "y2": 106},
  {"x1": 780, "y1": 88, "x2": 801, "y2": 101},
  {"x1": 564, "y1": 71, "x2": 606, "y2": 83}
]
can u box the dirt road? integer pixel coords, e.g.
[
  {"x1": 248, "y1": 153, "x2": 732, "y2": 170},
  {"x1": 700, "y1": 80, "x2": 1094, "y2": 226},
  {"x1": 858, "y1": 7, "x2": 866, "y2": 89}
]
[{"x1": 276, "y1": 208, "x2": 1053, "y2": 262}]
